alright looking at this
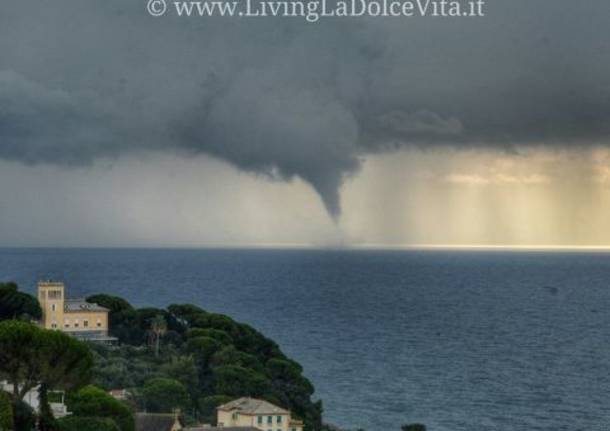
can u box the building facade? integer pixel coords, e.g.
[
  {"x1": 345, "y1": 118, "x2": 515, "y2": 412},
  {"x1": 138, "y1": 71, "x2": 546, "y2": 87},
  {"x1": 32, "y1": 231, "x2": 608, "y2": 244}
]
[
  {"x1": 38, "y1": 281, "x2": 113, "y2": 341},
  {"x1": 217, "y1": 398, "x2": 303, "y2": 431}
]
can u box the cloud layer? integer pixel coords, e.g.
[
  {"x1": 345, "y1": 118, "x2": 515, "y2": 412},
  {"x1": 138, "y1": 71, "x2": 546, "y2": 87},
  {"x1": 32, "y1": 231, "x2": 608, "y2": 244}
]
[{"x1": 2, "y1": 0, "x2": 610, "y2": 217}]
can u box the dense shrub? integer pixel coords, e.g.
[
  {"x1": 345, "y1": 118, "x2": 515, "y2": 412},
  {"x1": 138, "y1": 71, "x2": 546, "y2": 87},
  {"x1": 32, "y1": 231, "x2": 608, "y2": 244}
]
[{"x1": 56, "y1": 416, "x2": 120, "y2": 431}]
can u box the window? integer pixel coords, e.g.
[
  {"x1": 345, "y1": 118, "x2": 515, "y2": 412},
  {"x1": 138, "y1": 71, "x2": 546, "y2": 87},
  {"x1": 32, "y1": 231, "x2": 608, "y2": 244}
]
[
  {"x1": 51, "y1": 322, "x2": 57, "y2": 329},
  {"x1": 48, "y1": 290, "x2": 62, "y2": 300},
  {"x1": 97, "y1": 321, "x2": 102, "y2": 327},
  {"x1": 258, "y1": 416, "x2": 263, "y2": 424},
  {"x1": 232, "y1": 413, "x2": 238, "y2": 420},
  {"x1": 74, "y1": 319, "x2": 79, "y2": 328},
  {"x1": 268, "y1": 416, "x2": 272, "y2": 424},
  {"x1": 277, "y1": 416, "x2": 282, "y2": 423},
  {"x1": 84, "y1": 320, "x2": 89, "y2": 328},
  {"x1": 51, "y1": 304, "x2": 56, "y2": 312}
]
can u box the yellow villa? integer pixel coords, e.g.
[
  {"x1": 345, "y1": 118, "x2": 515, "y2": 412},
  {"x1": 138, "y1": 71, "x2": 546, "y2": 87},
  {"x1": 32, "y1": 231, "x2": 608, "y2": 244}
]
[
  {"x1": 217, "y1": 397, "x2": 304, "y2": 431},
  {"x1": 38, "y1": 280, "x2": 115, "y2": 342}
]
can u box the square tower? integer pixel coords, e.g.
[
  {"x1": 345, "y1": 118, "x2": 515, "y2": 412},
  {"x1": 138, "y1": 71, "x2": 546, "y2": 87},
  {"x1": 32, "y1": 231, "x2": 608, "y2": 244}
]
[{"x1": 38, "y1": 281, "x2": 65, "y2": 329}]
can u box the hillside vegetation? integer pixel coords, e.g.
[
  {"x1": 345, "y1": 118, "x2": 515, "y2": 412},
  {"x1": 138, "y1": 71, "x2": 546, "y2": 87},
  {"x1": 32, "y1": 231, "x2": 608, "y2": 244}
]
[
  {"x1": 86, "y1": 295, "x2": 323, "y2": 428},
  {"x1": 0, "y1": 282, "x2": 322, "y2": 430}
]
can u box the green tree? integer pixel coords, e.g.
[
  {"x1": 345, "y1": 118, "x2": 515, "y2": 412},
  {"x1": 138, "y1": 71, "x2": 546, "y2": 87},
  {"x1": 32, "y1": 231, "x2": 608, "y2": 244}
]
[
  {"x1": 0, "y1": 321, "x2": 93, "y2": 400},
  {"x1": 209, "y1": 346, "x2": 264, "y2": 373},
  {"x1": 0, "y1": 391, "x2": 13, "y2": 431},
  {"x1": 0, "y1": 282, "x2": 42, "y2": 321},
  {"x1": 266, "y1": 358, "x2": 314, "y2": 423},
  {"x1": 197, "y1": 395, "x2": 232, "y2": 424},
  {"x1": 86, "y1": 295, "x2": 140, "y2": 344},
  {"x1": 159, "y1": 356, "x2": 199, "y2": 396},
  {"x1": 186, "y1": 336, "x2": 222, "y2": 366},
  {"x1": 39, "y1": 329, "x2": 93, "y2": 392},
  {"x1": 66, "y1": 385, "x2": 134, "y2": 431},
  {"x1": 186, "y1": 328, "x2": 233, "y2": 346},
  {"x1": 141, "y1": 378, "x2": 189, "y2": 413},
  {"x1": 167, "y1": 304, "x2": 206, "y2": 327},
  {"x1": 212, "y1": 365, "x2": 271, "y2": 397}
]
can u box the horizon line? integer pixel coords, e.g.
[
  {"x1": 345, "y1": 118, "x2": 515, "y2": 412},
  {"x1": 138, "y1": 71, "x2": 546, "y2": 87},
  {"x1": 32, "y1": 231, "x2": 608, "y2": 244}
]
[{"x1": 4, "y1": 244, "x2": 610, "y2": 252}]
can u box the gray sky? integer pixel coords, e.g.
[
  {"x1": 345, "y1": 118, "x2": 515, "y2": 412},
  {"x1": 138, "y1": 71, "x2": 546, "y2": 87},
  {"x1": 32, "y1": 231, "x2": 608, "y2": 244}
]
[{"x1": 2, "y1": 0, "x2": 610, "y2": 247}]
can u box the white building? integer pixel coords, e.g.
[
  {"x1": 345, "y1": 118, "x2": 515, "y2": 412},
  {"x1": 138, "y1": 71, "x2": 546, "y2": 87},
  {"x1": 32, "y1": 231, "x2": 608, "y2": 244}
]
[{"x1": 0, "y1": 382, "x2": 70, "y2": 418}]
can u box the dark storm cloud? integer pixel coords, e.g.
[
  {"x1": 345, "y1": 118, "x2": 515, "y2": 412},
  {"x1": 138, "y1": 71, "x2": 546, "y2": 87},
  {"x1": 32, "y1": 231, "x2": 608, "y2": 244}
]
[
  {"x1": 0, "y1": 71, "x2": 126, "y2": 165},
  {"x1": 1, "y1": 0, "x2": 610, "y2": 217}
]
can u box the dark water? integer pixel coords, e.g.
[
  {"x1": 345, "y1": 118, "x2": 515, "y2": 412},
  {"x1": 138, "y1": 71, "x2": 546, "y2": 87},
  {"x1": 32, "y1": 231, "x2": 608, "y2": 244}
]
[{"x1": 1, "y1": 248, "x2": 610, "y2": 430}]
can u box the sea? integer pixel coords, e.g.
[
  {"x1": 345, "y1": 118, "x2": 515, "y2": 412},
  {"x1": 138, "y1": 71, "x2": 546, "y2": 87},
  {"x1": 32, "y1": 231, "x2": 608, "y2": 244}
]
[{"x1": 1, "y1": 248, "x2": 609, "y2": 431}]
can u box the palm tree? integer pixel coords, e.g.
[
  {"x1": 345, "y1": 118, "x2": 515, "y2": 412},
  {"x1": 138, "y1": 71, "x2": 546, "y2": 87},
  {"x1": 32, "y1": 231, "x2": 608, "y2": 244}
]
[{"x1": 150, "y1": 315, "x2": 167, "y2": 357}]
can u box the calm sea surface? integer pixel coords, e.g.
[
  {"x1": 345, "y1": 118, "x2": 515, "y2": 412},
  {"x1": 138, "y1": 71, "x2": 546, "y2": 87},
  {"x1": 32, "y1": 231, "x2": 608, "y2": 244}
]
[{"x1": 1, "y1": 248, "x2": 609, "y2": 430}]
